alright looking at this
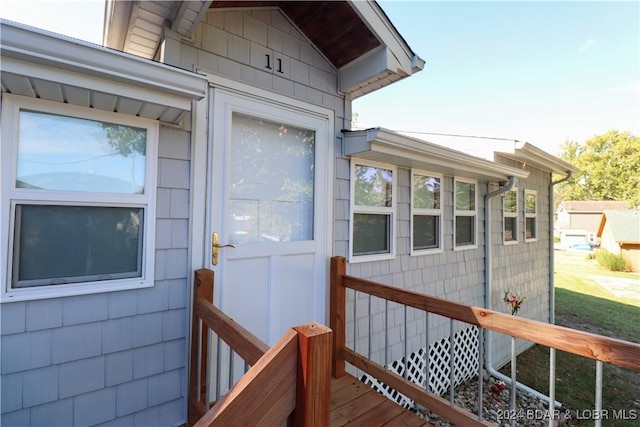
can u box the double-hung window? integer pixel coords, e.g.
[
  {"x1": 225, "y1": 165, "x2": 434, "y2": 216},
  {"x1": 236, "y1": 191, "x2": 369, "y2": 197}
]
[
  {"x1": 1, "y1": 95, "x2": 158, "y2": 301},
  {"x1": 503, "y1": 188, "x2": 518, "y2": 244},
  {"x1": 454, "y1": 178, "x2": 477, "y2": 249},
  {"x1": 525, "y1": 190, "x2": 537, "y2": 241},
  {"x1": 411, "y1": 171, "x2": 442, "y2": 254},
  {"x1": 350, "y1": 159, "x2": 396, "y2": 262}
]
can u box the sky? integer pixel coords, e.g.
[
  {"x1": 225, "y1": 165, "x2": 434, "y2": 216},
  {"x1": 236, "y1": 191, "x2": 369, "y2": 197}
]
[{"x1": 1, "y1": 0, "x2": 638, "y2": 157}]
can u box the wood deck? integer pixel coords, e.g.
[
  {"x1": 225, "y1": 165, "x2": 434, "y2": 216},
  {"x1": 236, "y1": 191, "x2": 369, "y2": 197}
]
[{"x1": 330, "y1": 374, "x2": 432, "y2": 427}]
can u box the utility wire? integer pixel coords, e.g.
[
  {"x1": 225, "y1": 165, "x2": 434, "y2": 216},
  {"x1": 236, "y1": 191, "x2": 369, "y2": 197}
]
[{"x1": 389, "y1": 129, "x2": 521, "y2": 143}]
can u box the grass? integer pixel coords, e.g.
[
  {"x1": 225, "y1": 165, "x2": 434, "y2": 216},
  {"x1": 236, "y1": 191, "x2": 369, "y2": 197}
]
[{"x1": 499, "y1": 251, "x2": 640, "y2": 426}]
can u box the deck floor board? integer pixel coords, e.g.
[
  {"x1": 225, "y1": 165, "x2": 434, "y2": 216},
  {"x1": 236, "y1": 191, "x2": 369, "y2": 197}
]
[{"x1": 330, "y1": 374, "x2": 431, "y2": 427}]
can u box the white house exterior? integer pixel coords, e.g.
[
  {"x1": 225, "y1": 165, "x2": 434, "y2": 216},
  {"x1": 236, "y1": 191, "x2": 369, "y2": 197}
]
[{"x1": 1, "y1": 2, "x2": 577, "y2": 426}]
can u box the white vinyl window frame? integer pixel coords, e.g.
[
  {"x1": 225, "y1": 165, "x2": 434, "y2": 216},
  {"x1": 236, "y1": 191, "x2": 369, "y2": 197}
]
[
  {"x1": 503, "y1": 188, "x2": 519, "y2": 245},
  {"x1": 349, "y1": 158, "x2": 397, "y2": 263},
  {"x1": 454, "y1": 177, "x2": 478, "y2": 250},
  {"x1": 411, "y1": 170, "x2": 443, "y2": 255},
  {"x1": 525, "y1": 189, "x2": 537, "y2": 242},
  {"x1": 1, "y1": 94, "x2": 158, "y2": 302}
]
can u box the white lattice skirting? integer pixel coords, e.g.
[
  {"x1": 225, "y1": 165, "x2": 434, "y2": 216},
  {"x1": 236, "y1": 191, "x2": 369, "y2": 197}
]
[{"x1": 362, "y1": 326, "x2": 479, "y2": 408}]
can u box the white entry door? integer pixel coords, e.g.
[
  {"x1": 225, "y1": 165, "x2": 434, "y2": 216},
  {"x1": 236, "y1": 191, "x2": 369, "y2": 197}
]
[{"x1": 208, "y1": 89, "x2": 330, "y2": 345}]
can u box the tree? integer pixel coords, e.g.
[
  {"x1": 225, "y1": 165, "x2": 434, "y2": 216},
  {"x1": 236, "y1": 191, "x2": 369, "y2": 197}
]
[{"x1": 555, "y1": 130, "x2": 640, "y2": 207}]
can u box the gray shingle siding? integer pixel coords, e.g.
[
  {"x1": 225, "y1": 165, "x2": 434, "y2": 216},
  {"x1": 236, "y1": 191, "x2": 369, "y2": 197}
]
[{"x1": 1, "y1": 127, "x2": 190, "y2": 426}]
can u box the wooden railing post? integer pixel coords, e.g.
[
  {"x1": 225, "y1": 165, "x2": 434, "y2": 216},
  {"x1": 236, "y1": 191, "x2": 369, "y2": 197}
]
[
  {"x1": 292, "y1": 323, "x2": 333, "y2": 426},
  {"x1": 330, "y1": 256, "x2": 346, "y2": 378},
  {"x1": 188, "y1": 268, "x2": 214, "y2": 426}
]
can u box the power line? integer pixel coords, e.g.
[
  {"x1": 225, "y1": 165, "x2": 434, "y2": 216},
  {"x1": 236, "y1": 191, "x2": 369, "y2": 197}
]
[{"x1": 389, "y1": 129, "x2": 521, "y2": 143}]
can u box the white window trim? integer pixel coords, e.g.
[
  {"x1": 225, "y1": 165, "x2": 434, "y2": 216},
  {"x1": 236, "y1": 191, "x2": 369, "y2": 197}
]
[
  {"x1": 349, "y1": 158, "x2": 396, "y2": 263},
  {"x1": 503, "y1": 188, "x2": 519, "y2": 245},
  {"x1": 454, "y1": 177, "x2": 478, "y2": 251},
  {"x1": 411, "y1": 170, "x2": 443, "y2": 255},
  {"x1": 525, "y1": 189, "x2": 537, "y2": 242},
  {"x1": 1, "y1": 94, "x2": 158, "y2": 302}
]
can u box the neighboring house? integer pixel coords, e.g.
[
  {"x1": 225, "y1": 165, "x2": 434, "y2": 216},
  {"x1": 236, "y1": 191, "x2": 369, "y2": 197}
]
[
  {"x1": 1, "y1": 2, "x2": 577, "y2": 426},
  {"x1": 596, "y1": 210, "x2": 640, "y2": 272},
  {"x1": 555, "y1": 200, "x2": 629, "y2": 246}
]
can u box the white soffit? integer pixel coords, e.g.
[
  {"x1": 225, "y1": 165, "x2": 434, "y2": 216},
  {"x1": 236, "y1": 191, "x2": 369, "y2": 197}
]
[
  {"x1": 104, "y1": 1, "x2": 210, "y2": 59},
  {"x1": 1, "y1": 20, "x2": 207, "y2": 123},
  {"x1": 344, "y1": 128, "x2": 530, "y2": 182}
]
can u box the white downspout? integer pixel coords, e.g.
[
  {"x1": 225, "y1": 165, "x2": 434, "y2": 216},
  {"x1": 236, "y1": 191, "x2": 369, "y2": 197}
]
[{"x1": 483, "y1": 176, "x2": 562, "y2": 407}]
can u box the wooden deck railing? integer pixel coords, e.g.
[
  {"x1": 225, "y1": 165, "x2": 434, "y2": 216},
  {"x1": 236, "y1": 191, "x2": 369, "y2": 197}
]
[
  {"x1": 188, "y1": 269, "x2": 332, "y2": 427},
  {"x1": 329, "y1": 256, "x2": 640, "y2": 426}
]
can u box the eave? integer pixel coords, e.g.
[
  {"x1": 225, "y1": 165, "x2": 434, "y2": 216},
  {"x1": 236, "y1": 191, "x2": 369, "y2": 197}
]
[
  {"x1": 1, "y1": 20, "x2": 207, "y2": 124},
  {"x1": 496, "y1": 142, "x2": 579, "y2": 177},
  {"x1": 103, "y1": 1, "x2": 424, "y2": 99},
  {"x1": 343, "y1": 128, "x2": 530, "y2": 182}
]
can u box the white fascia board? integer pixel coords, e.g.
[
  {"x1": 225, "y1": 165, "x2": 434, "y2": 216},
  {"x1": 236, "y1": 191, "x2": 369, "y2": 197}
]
[
  {"x1": 350, "y1": 1, "x2": 423, "y2": 74},
  {"x1": 344, "y1": 128, "x2": 530, "y2": 182},
  {"x1": 340, "y1": 1, "x2": 424, "y2": 95},
  {"x1": 497, "y1": 142, "x2": 579, "y2": 176},
  {"x1": 1, "y1": 20, "x2": 207, "y2": 105}
]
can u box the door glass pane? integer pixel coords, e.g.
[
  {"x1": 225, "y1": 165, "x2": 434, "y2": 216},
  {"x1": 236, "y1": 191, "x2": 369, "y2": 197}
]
[
  {"x1": 354, "y1": 165, "x2": 393, "y2": 207},
  {"x1": 13, "y1": 204, "x2": 143, "y2": 287},
  {"x1": 413, "y1": 215, "x2": 438, "y2": 250},
  {"x1": 228, "y1": 113, "x2": 314, "y2": 244},
  {"x1": 353, "y1": 213, "x2": 390, "y2": 255},
  {"x1": 17, "y1": 110, "x2": 147, "y2": 194}
]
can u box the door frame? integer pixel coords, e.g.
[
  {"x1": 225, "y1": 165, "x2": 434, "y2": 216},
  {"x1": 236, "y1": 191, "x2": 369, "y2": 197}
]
[{"x1": 189, "y1": 72, "x2": 335, "y2": 325}]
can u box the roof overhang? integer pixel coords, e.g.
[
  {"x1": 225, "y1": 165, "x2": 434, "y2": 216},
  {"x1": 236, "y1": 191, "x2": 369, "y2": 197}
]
[
  {"x1": 102, "y1": 1, "x2": 424, "y2": 99},
  {"x1": 496, "y1": 142, "x2": 579, "y2": 177},
  {"x1": 1, "y1": 20, "x2": 207, "y2": 124},
  {"x1": 343, "y1": 128, "x2": 530, "y2": 182}
]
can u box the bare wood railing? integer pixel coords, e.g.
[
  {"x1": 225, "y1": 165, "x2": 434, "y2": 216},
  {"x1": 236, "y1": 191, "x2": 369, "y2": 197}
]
[
  {"x1": 329, "y1": 256, "x2": 640, "y2": 426},
  {"x1": 188, "y1": 269, "x2": 332, "y2": 427}
]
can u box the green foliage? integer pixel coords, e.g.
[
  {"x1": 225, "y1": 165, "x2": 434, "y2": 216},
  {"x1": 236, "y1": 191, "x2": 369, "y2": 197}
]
[
  {"x1": 595, "y1": 249, "x2": 629, "y2": 272},
  {"x1": 555, "y1": 130, "x2": 640, "y2": 207}
]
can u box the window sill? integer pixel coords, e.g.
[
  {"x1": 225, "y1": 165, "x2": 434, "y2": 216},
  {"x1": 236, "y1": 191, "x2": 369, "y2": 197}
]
[
  {"x1": 1, "y1": 278, "x2": 153, "y2": 303},
  {"x1": 349, "y1": 252, "x2": 395, "y2": 264},
  {"x1": 454, "y1": 244, "x2": 478, "y2": 251},
  {"x1": 503, "y1": 240, "x2": 519, "y2": 246},
  {"x1": 411, "y1": 248, "x2": 443, "y2": 256}
]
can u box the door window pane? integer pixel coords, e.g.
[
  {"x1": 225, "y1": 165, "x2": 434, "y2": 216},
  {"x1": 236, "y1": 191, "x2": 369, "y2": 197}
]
[
  {"x1": 13, "y1": 205, "x2": 143, "y2": 287},
  {"x1": 17, "y1": 111, "x2": 147, "y2": 194},
  {"x1": 353, "y1": 213, "x2": 390, "y2": 255},
  {"x1": 228, "y1": 113, "x2": 315, "y2": 243},
  {"x1": 413, "y1": 215, "x2": 438, "y2": 250}
]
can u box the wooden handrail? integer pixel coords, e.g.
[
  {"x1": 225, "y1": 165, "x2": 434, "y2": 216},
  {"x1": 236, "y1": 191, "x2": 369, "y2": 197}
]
[
  {"x1": 194, "y1": 329, "x2": 298, "y2": 426},
  {"x1": 330, "y1": 256, "x2": 640, "y2": 425},
  {"x1": 188, "y1": 269, "x2": 332, "y2": 427}
]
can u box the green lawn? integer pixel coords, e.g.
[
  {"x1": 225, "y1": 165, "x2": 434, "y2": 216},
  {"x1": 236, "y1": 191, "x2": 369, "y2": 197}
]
[{"x1": 500, "y1": 251, "x2": 640, "y2": 426}]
